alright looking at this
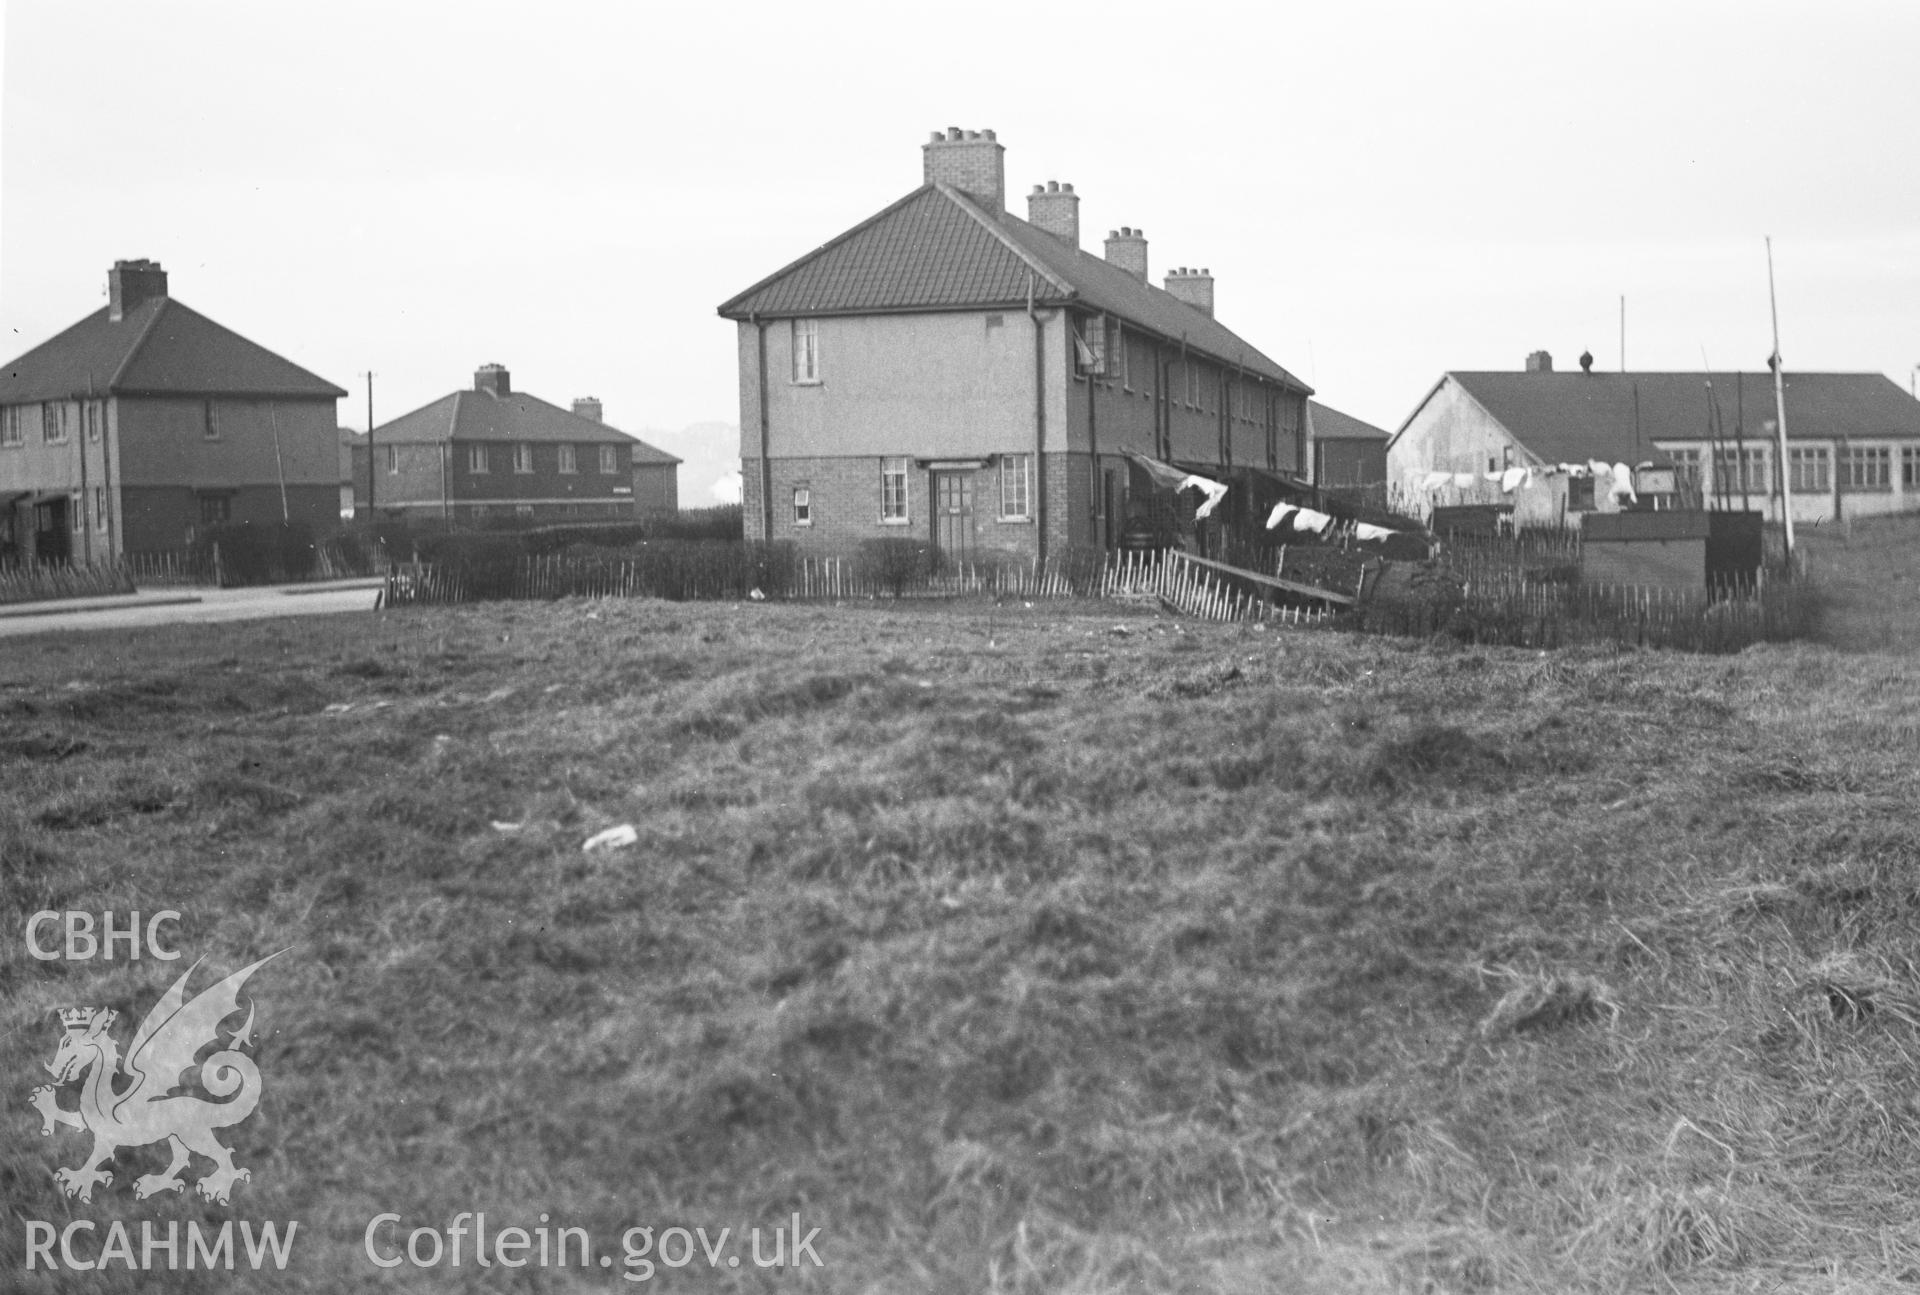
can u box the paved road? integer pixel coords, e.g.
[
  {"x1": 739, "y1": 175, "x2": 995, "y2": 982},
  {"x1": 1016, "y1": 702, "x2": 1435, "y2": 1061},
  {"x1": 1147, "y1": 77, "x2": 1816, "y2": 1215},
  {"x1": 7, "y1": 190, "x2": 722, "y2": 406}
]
[{"x1": 0, "y1": 580, "x2": 385, "y2": 637}]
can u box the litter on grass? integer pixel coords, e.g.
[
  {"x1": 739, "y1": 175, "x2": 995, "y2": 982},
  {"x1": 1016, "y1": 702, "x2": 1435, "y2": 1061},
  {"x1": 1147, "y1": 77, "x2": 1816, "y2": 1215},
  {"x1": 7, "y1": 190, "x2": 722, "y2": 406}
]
[{"x1": 582, "y1": 824, "x2": 638, "y2": 853}]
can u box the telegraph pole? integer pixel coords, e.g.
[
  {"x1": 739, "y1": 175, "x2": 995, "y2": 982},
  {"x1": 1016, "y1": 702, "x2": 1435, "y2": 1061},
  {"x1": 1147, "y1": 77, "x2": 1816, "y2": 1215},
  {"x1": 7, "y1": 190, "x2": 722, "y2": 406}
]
[
  {"x1": 1766, "y1": 238, "x2": 1793, "y2": 569},
  {"x1": 364, "y1": 372, "x2": 375, "y2": 518}
]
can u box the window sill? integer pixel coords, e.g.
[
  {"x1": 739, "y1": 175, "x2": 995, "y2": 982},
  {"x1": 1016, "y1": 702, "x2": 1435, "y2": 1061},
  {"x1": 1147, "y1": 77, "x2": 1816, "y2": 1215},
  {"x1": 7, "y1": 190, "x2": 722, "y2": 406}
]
[
  {"x1": 791, "y1": 379, "x2": 823, "y2": 387},
  {"x1": 996, "y1": 515, "x2": 1033, "y2": 525},
  {"x1": 792, "y1": 520, "x2": 812, "y2": 528},
  {"x1": 877, "y1": 517, "x2": 910, "y2": 526}
]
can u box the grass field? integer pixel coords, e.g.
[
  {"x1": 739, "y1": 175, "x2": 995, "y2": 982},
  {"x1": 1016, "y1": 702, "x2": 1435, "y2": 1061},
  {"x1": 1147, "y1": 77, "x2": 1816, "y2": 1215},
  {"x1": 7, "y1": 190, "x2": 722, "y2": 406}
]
[{"x1": 3, "y1": 517, "x2": 1919, "y2": 1293}]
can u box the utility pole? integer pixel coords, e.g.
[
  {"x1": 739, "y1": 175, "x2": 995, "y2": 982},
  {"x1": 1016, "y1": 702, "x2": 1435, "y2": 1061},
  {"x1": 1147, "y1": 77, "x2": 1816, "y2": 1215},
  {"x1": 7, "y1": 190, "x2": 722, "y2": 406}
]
[
  {"x1": 1766, "y1": 238, "x2": 1794, "y2": 569},
  {"x1": 364, "y1": 372, "x2": 375, "y2": 518}
]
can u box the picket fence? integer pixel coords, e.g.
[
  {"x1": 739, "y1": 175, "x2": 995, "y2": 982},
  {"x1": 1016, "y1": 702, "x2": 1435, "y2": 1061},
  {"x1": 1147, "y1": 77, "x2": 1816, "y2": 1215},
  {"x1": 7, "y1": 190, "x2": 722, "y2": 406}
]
[{"x1": 382, "y1": 547, "x2": 1342, "y2": 626}]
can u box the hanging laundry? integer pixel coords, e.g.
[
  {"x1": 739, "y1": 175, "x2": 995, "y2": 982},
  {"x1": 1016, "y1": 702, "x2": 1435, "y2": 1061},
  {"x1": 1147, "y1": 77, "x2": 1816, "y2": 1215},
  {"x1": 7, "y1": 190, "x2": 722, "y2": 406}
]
[
  {"x1": 1420, "y1": 471, "x2": 1451, "y2": 492},
  {"x1": 1290, "y1": 506, "x2": 1334, "y2": 535},
  {"x1": 1609, "y1": 461, "x2": 1636, "y2": 501},
  {"x1": 1353, "y1": 521, "x2": 1396, "y2": 542},
  {"x1": 1588, "y1": 459, "x2": 1611, "y2": 479},
  {"x1": 1500, "y1": 466, "x2": 1529, "y2": 493},
  {"x1": 1452, "y1": 472, "x2": 1477, "y2": 489},
  {"x1": 1266, "y1": 503, "x2": 1296, "y2": 531},
  {"x1": 1126, "y1": 451, "x2": 1192, "y2": 492},
  {"x1": 1177, "y1": 474, "x2": 1229, "y2": 519}
]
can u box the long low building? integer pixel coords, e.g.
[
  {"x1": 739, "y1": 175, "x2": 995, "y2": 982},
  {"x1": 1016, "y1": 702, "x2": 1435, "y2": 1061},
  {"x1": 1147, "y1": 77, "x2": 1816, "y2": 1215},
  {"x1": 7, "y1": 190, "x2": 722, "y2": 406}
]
[{"x1": 1389, "y1": 351, "x2": 1920, "y2": 528}]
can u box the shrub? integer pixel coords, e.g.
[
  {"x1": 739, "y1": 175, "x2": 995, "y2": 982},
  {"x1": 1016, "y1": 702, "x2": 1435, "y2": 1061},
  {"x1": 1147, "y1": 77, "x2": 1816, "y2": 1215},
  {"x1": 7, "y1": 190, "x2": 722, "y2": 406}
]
[
  {"x1": 192, "y1": 521, "x2": 317, "y2": 586},
  {"x1": 856, "y1": 538, "x2": 931, "y2": 597},
  {"x1": 413, "y1": 532, "x2": 528, "y2": 599}
]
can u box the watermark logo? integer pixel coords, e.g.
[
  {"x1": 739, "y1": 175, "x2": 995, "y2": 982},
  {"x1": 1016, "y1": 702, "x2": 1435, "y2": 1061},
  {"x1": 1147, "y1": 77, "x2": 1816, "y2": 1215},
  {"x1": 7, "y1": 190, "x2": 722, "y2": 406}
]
[{"x1": 31, "y1": 950, "x2": 284, "y2": 1205}]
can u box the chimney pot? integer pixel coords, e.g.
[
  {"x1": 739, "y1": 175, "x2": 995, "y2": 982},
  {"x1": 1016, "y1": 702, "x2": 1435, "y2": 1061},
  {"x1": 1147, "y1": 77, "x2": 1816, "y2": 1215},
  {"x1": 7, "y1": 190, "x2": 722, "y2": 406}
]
[
  {"x1": 1062, "y1": 182, "x2": 1073, "y2": 193},
  {"x1": 1525, "y1": 349, "x2": 1554, "y2": 373},
  {"x1": 1047, "y1": 179, "x2": 1059, "y2": 193},
  {"x1": 1104, "y1": 226, "x2": 1150, "y2": 283},
  {"x1": 1031, "y1": 184, "x2": 1044, "y2": 195},
  {"x1": 1025, "y1": 172, "x2": 1080, "y2": 248},
  {"x1": 1164, "y1": 266, "x2": 1215, "y2": 317},
  {"x1": 474, "y1": 363, "x2": 512, "y2": 396},
  {"x1": 107, "y1": 258, "x2": 169, "y2": 322},
  {"x1": 572, "y1": 396, "x2": 604, "y2": 422},
  {"x1": 946, "y1": 126, "x2": 962, "y2": 140},
  {"x1": 982, "y1": 128, "x2": 996, "y2": 140},
  {"x1": 923, "y1": 125, "x2": 1006, "y2": 210},
  {"x1": 929, "y1": 130, "x2": 943, "y2": 142}
]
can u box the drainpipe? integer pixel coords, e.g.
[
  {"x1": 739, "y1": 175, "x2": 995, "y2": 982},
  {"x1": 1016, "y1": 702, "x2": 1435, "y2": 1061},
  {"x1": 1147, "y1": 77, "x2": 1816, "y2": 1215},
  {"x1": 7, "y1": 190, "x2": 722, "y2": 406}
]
[
  {"x1": 751, "y1": 314, "x2": 773, "y2": 543},
  {"x1": 75, "y1": 400, "x2": 91, "y2": 565},
  {"x1": 1026, "y1": 275, "x2": 1048, "y2": 566},
  {"x1": 1086, "y1": 316, "x2": 1100, "y2": 547}
]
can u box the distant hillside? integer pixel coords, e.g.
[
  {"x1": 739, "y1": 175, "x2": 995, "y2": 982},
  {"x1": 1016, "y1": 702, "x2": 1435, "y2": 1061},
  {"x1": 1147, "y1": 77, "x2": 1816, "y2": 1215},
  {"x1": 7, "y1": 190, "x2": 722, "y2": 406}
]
[{"x1": 639, "y1": 420, "x2": 740, "y2": 504}]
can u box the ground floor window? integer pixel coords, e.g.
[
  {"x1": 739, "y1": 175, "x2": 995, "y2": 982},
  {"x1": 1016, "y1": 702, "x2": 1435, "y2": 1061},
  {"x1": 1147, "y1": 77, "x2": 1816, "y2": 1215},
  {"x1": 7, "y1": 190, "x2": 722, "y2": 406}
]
[
  {"x1": 1787, "y1": 445, "x2": 1830, "y2": 493},
  {"x1": 1841, "y1": 444, "x2": 1891, "y2": 491},
  {"x1": 1904, "y1": 445, "x2": 1920, "y2": 489},
  {"x1": 879, "y1": 456, "x2": 909, "y2": 522},
  {"x1": 94, "y1": 487, "x2": 109, "y2": 531},
  {"x1": 792, "y1": 486, "x2": 811, "y2": 526},
  {"x1": 998, "y1": 454, "x2": 1032, "y2": 519},
  {"x1": 1712, "y1": 446, "x2": 1770, "y2": 496},
  {"x1": 198, "y1": 494, "x2": 230, "y2": 526}
]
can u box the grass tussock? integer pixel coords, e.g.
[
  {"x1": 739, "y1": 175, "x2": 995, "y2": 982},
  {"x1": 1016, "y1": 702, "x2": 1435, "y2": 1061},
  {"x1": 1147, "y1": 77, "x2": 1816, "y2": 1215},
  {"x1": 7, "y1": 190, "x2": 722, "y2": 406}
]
[{"x1": 3, "y1": 544, "x2": 1920, "y2": 1291}]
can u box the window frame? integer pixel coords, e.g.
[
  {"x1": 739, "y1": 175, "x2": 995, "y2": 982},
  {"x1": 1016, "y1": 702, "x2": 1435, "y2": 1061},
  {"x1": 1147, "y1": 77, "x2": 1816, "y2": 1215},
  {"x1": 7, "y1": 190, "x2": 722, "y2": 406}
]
[
  {"x1": 791, "y1": 319, "x2": 820, "y2": 385},
  {"x1": 198, "y1": 494, "x2": 231, "y2": 526},
  {"x1": 1902, "y1": 445, "x2": 1920, "y2": 490},
  {"x1": 792, "y1": 485, "x2": 811, "y2": 527},
  {"x1": 201, "y1": 400, "x2": 219, "y2": 441},
  {"x1": 385, "y1": 445, "x2": 400, "y2": 475},
  {"x1": 0, "y1": 406, "x2": 21, "y2": 447},
  {"x1": 1567, "y1": 475, "x2": 1596, "y2": 512},
  {"x1": 1712, "y1": 446, "x2": 1770, "y2": 496},
  {"x1": 599, "y1": 444, "x2": 619, "y2": 474},
  {"x1": 998, "y1": 453, "x2": 1032, "y2": 521},
  {"x1": 558, "y1": 443, "x2": 578, "y2": 474},
  {"x1": 513, "y1": 442, "x2": 534, "y2": 474},
  {"x1": 1075, "y1": 314, "x2": 1107, "y2": 379},
  {"x1": 1840, "y1": 444, "x2": 1891, "y2": 492},
  {"x1": 468, "y1": 444, "x2": 490, "y2": 474},
  {"x1": 879, "y1": 456, "x2": 910, "y2": 523},
  {"x1": 93, "y1": 486, "x2": 109, "y2": 532},
  {"x1": 43, "y1": 403, "x2": 68, "y2": 445},
  {"x1": 1787, "y1": 445, "x2": 1830, "y2": 493}
]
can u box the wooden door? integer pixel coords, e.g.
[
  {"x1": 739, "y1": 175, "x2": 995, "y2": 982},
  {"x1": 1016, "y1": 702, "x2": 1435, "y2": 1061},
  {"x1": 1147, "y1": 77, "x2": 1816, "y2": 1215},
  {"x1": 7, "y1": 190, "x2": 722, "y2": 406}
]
[
  {"x1": 34, "y1": 499, "x2": 69, "y2": 565},
  {"x1": 932, "y1": 472, "x2": 975, "y2": 567}
]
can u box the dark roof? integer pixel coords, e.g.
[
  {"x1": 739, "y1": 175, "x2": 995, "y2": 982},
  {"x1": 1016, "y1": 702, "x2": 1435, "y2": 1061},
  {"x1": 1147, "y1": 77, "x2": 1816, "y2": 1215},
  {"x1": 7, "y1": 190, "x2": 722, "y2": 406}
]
[
  {"x1": 1309, "y1": 401, "x2": 1389, "y2": 441},
  {"x1": 1429, "y1": 371, "x2": 1920, "y2": 465},
  {"x1": 0, "y1": 298, "x2": 346, "y2": 402},
  {"x1": 717, "y1": 183, "x2": 1308, "y2": 392},
  {"x1": 372, "y1": 389, "x2": 681, "y2": 465}
]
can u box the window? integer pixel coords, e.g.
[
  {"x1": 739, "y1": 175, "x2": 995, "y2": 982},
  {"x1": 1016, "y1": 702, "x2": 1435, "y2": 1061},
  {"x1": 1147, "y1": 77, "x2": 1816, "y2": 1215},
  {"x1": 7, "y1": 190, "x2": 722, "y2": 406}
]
[
  {"x1": 468, "y1": 444, "x2": 489, "y2": 473},
  {"x1": 999, "y1": 454, "x2": 1032, "y2": 520},
  {"x1": 1664, "y1": 447, "x2": 1703, "y2": 498},
  {"x1": 792, "y1": 486, "x2": 811, "y2": 526},
  {"x1": 43, "y1": 403, "x2": 67, "y2": 444},
  {"x1": 1075, "y1": 315, "x2": 1107, "y2": 377},
  {"x1": 85, "y1": 402, "x2": 102, "y2": 443},
  {"x1": 202, "y1": 401, "x2": 219, "y2": 440},
  {"x1": 515, "y1": 504, "x2": 535, "y2": 518},
  {"x1": 1, "y1": 407, "x2": 21, "y2": 447},
  {"x1": 385, "y1": 445, "x2": 400, "y2": 475},
  {"x1": 879, "y1": 456, "x2": 909, "y2": 522},
  {"x1": 600, "y1": 444, "x2": 619, "y2": 474},
  {"x1": 1712, "y1": 446, "x2": 1769, "y2": 495},
  {"x1": 1114, "y1": 322, "x2": 1130, "y2": 389},
  {"x1": 513, "y1": 443, "x2": 534, "y2": 474},
  {"x1": 791, "y1": 319, "x2": 819, "y2": 383},
  {"x1": 559, "y1": 444, "x2": 578, "y2": 474},
  {"x1": 93, "y1": 487, "x2": 109, "y2": 531},
  {"x1": 1787, "y1": 445, "x2": 1829, "y2": 493},
  {"x1": 199, "y1": 495, "x2": 230, "y2": 525},
  {"x1": 1904, "y1": 445, "x2": 1920, "y2": 489},
  {"x1": 1840, "y1": 444, "x2": 1891, "y2": 491},
  {"x1": 1185, "y1": 363, "x2": 1201, "y2": 409}
]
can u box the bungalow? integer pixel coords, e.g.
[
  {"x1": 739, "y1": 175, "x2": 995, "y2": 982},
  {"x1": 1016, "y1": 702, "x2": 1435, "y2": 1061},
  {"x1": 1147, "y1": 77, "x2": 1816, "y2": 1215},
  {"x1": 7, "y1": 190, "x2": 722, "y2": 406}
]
[{"x1": 1388, "y1": 350, "x2": 1920, "y2": 528}]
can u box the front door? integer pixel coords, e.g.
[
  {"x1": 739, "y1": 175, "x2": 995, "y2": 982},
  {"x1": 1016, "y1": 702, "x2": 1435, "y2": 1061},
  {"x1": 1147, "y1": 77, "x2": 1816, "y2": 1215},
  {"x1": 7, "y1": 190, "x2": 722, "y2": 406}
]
[
  {"x1": 33, "y1": 499, "x2": 69, "y2": 565},
  {"x1": 932, "y1": 471, "x2": 975, "y2": 567}
]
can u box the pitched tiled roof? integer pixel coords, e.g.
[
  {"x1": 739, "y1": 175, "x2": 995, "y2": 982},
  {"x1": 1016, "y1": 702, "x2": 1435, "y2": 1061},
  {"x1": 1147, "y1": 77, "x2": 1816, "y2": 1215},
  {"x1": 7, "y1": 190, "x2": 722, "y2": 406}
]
[
  {"x1": 1437, "y1": 371, "x2": 1920, "y2": 466},
  {"x1": 1308, "y1": 401, "x2": 1389, "y2": 441},
  {"x1": 0, "y1": 298, "x2": 346, "y2": 402},
  {"x1": 718, "y1": 183, "x2": 1308, "y2": 393},
  {"x1": 372, "y1": 389, "x2": 680, "y2": 465}
]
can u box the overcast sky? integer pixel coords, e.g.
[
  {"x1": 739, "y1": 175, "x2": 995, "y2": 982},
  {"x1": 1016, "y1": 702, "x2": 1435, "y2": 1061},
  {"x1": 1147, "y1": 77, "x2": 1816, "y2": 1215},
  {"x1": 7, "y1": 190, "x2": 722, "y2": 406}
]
[{"x1": 4, "y1": 1, "x2": 1917, "y2": 502}]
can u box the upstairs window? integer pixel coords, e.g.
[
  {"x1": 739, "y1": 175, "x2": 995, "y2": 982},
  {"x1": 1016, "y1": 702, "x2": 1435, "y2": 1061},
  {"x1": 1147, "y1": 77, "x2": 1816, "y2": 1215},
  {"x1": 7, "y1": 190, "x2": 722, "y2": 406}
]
[
  {"x1": 1185, "y1": 363, "x2": 1201, "y2": 409},
  {"x1": 558, "y1": 444, "x2": 578, "y2": 474},
  {"x1": 386, "y1": 445, "x2": 400, "y2": 475},
  {"x1": 513, "y1": 442, "x2": 534, "y2": 474},
  {"x1": 1075, "y1": 315, "x2": 1107, "y2": 377},
  {"x1": 43, "y1": 403, "x2": 68, "y2": 444},
  {"x1": 791, "y1": 319, "x2": 819, "y2": 384},
  {"x1": 202, "y1": 401, "x2": 219, "y2": 441},
  {"x1": 1, "y1": 407, "x2": 21, "y2": 447},
  {"x1": 85, "y1": 402, "x2": 102, "y2": 442},
  {"x1": 600, "y1": 445, "x2": 619, "y2": 474},
  {"x1": 468, "y1": 444, "x2": 489, "y2": 474}
]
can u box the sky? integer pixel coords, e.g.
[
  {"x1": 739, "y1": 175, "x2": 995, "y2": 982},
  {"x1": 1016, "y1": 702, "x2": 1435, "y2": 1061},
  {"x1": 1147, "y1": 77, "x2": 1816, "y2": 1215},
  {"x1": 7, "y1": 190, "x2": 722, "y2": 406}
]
[{"x1": 4, "y1": 1, "x2": 1918, "y2": 504}]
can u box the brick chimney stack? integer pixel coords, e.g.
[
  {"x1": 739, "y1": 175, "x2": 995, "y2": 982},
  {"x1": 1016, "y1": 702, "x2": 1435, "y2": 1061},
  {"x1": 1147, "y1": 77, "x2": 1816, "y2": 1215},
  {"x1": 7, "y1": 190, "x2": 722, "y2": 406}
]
[
  {"x1": 571, "y1": 397, "x2": 603, "y2": 423},
  {"x1": 1525, "y1": 350, "x2": 1553, "y2": 373},
  {"x1": 1164, "y1": 267, "x2": 1214, "y2": 318},
  {"x1": 1027, "y1": 180, "x2": 1080, "y2": 248},
  {"x1": 474, "y1": 363, "x2": 511, "y2": 396},
  {"x1": 108, "y1": 259, "x2": 168, "y2": 322},
  {"x1": 922, "y1": 126, "x2": 1005, "y2": 211},
  {"x1": 1104, "y1": 227, "x2": 1148, "y2": 283}
]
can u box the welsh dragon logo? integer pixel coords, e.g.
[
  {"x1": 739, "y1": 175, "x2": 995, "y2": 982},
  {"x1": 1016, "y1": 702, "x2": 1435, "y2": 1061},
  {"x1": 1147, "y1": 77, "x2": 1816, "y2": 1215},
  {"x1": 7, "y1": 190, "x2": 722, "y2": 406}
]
[{"x1": 31, "y1": 951, "x2": 283, "y2": 1205}]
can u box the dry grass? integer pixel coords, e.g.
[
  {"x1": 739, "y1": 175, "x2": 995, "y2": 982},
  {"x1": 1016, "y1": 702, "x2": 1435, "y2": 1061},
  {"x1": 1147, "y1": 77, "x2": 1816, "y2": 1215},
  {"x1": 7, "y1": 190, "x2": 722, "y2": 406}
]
[{"x1": 2, "y1": 530, "x2": 1919, "y2": 1292}]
